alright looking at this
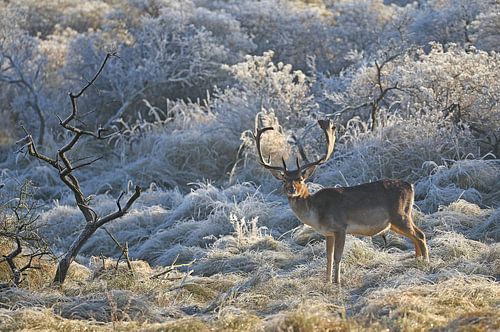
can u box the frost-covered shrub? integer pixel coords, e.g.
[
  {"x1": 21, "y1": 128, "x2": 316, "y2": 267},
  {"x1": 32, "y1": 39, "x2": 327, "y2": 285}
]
[
  {"x1": 407, "y1": 0, "x2": 484, "y2": 47},
  {"x1": 326, "y1": 43, "x2": 500, "y2": 155},
  {"x1": 63, "y1": 13, "x2": 230, "y2": 126},
  {"x1": 415, "y1": 159, "x2": 500, "y2": 213},
  {"x1": 393, "y1": 45, "x2": 500, "y2": 140},
  {"x1": 1, "y1": 0, "x2": 112, "y2": 37},
  {"x1": 201, "y1": 0, "x2": 336, "y2": 72},
  {"x1": 111, "y1": 0, "x2": 255, "y2": 59},
  {"x1": 314, "y1": 112, "x2": 479, "y2": 190},
  {"x1": 326, "y1": 0, "x2": 397, "y2": 71},
  {"x1": 220, "y1": 51, "x2": 317, "y2": 128},
  {"x1": 38, "y1": 27, "x2": 78, "y2": 75},
  {"x1": 186, "y1": 4, "x2": 256, "y2": 61},
  {"x1": 470, "y1": 6, "x2": 500, "y2": 52}
]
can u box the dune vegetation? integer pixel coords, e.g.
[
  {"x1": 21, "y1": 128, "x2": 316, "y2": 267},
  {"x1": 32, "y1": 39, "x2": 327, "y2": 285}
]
[{"x1": 0, "y1": 0, "x2": 499, "y2": 331}]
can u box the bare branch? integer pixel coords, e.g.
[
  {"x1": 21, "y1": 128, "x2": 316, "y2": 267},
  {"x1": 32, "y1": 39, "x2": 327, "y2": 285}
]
[
  {"x1": 20, "y1": 125, "x2": 58, "y2": 168},
  {"x1": 96, "y1": 186, "x2": 141, "y2": 228},
  {"x1": 103, "y1": 227, "x2": 133, "y2": 273},
  {"x1": 116, "y1": 192, "x2": 125, "y2": 212},
  {"x1": 61, "y1": 53, "x2": 116, "y2": 126},
  {"x1": 60, "y1": 156, "x2": 103, "y2": 176}
]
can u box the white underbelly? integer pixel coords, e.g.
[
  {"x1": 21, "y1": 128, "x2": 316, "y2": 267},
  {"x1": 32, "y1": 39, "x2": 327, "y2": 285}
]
[
  {"x1": 345, "y1": 207, "x2": 391, "y2": 235},
  {"x1": 294, "y1": 206, "x2": 392, "y2": 236},
  {"x1": 346, "y1": 222, "x2": 390, "y2": 236},
  {"x1": 297, "y1": 211, "x2": 325, "y2": 233}
]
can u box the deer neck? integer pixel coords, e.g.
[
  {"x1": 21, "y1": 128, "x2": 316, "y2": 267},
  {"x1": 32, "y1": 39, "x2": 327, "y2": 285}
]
[{"x1": 288, "y1": 184, "x2": 312, "y2": 218}]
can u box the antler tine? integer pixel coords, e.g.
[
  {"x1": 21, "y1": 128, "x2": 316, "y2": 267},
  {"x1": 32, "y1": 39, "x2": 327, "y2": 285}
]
[
  {"x1": 253, "y1": 126, "x2": 287, "y2": 173},
  {"x1": 281, "y1": 157, "x2": 288, "y2": 171},
  {"x1": 298, "y1": 119, "x2": 336, "y2": 173}
]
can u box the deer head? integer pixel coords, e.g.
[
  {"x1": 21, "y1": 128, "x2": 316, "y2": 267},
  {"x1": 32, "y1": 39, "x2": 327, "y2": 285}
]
[{"x1": 254, "y1": 119, "x2": 336, "y2": 197}]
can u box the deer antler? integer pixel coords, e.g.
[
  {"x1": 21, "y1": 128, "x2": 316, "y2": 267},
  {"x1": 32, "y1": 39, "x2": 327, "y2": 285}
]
[
  {"x1": 297, "y1": 119, "x2": 336, "y2": 175},
  {"x1": 253, "y1": 126, "x2": 287, "y2": 177},
  {"x1": 254, "y1": 120, "x2": 336, "y2": 179}
]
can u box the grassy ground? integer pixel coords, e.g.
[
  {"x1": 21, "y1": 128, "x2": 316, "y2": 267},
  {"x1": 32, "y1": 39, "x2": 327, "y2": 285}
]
[{"x1": 0, "y1": 200, "x2": 498, "y2": 331}]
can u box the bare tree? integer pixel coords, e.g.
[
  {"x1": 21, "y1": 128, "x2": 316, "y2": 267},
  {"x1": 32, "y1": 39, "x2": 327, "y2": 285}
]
[
  {"x1": 0, "y1": 53, "x2": 46, "y2": 145},
  {"x1": 18, "y1": 53, "x2": 142, "y2": 284},
  {"x1": 0, "y1": 181, "x2": 54, "y2": 286},
  {"x1": 369, "y1": 55, "x2": 401, "y2": 130},
  {"x1": 328, "y1": 52, "x2": 403, "y2": 131}
]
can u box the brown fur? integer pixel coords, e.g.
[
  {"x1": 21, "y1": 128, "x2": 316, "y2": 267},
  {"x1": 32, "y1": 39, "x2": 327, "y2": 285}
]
[{"x1": 286, "y1": 178, "x2": 429, "y2": 284}]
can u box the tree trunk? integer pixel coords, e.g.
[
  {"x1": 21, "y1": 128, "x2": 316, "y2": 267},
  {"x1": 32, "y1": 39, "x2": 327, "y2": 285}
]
[{"x1": 53, "y1": 224, "x2": 97, "y2": 284}]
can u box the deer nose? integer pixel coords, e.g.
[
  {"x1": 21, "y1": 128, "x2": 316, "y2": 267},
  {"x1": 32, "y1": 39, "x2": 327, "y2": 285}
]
[{"x1": 286, "y1": 186, "x2": 296, "y2": 195}]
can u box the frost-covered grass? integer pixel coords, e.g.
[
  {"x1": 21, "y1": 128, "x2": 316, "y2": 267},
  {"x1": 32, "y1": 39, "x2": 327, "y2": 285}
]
[{"x1": 1, "y1": 185, "x2": 499, "y2": 330}]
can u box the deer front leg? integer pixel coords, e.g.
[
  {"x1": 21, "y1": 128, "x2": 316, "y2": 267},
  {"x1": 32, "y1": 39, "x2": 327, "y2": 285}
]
[
  {"x1": 326, "y1": 235, "x2": 335, "y2": 283},
  {"x1": 333, "y1": 231, "x2": 346, "y2": 285}
]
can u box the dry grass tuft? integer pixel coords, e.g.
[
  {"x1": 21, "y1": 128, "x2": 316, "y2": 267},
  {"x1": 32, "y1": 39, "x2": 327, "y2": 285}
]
[
  {"x1": 265, "y1": 304, "x2": 360, "y2": 332},
  {"x1": 358, "y1": 275, "x2": 500, "y2": 331},
  {"x1": 0, "y1": 308, "x2": 106, "y2": 331}
]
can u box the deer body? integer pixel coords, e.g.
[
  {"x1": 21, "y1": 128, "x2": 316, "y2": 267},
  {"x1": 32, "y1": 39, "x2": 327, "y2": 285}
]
[
  {"x1": 254, "y1": 119, "x2": 429, "y2": 285},
  {"x1": 289, "y1": 180, "x2": 413, "y2": 237}
]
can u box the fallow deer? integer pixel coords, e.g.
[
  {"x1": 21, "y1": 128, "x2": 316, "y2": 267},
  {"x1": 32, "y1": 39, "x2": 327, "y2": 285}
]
[{"x1": 254, "y1": 119, "x2": 429, "y2": 284}]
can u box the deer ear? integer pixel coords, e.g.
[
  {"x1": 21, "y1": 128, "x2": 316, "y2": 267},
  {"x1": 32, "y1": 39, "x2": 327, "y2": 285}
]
[{"x1": 301, "y1": 166, "x2": 318, "y2": 180}]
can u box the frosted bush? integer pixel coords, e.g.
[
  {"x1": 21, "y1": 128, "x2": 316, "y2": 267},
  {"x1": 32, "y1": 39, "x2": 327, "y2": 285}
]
[
  {"x1": 327, "y1": 0, "x2": 397, "y2": 71},
  {"x1": 221, "y1": 51, "x2": 317, "y2": 129},
  {"x1": 415, "y1": 159, "x2": 500, "y2": 212},
  {"x1": 189, "y1": 6, "x2": 256, "y2": 61},
  {"x1": 408, "y1": 0, "x2": 484, "y2": 47},
  {"x1": 470, "y1": 7, "x2": 500, "y2": 52},
  {"x1": 1, "y1": 0, "x2": 113, "y2": 37},
  {"x1": 229, "y1": 214, "x2": 265, "y2": 242},
  {"x1": 326, "y1": 43, "x2": 500, "y2": 156},
  {"x1": 203, "y1": 0, "x2": 336, "y2": 72},
  {"x1": 62, "y1": 10, "x2": 230, "y2": 126}
]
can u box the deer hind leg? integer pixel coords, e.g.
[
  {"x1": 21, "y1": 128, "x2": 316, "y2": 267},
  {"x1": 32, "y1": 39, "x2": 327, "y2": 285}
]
[
  {"x1": 390, "y1": 216, "x2": 429, "y2": 262},
  {"x1": 413, "y1": 225, "x2": 429, "y2": 262},
  {"x1": 326, "y1": 236, "x2": 335, "y2": 283},
  {"x1": 333, "y1": 231, "x2": 346, "y2": 285}
]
